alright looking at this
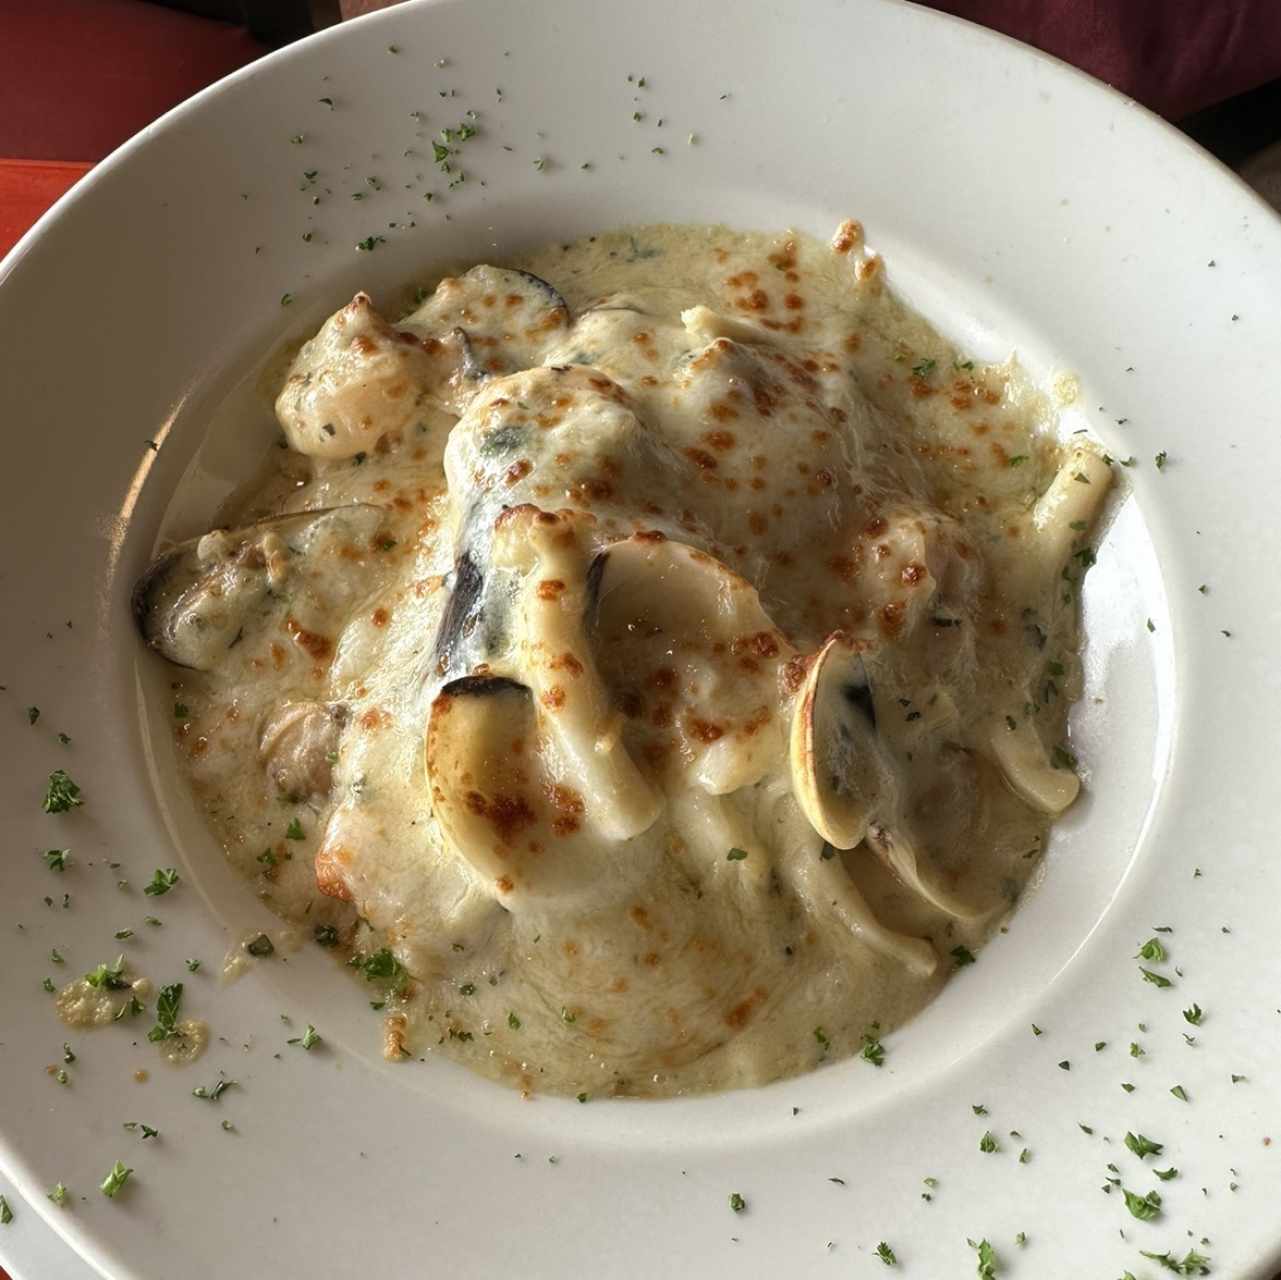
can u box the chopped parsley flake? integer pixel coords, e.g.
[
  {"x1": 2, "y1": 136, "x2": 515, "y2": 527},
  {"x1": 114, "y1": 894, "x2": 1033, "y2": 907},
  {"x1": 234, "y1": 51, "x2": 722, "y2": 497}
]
[
  {"x1": 100, "y1": 1161, "x2": 133, "y2": 1198},
  {"x1": 1139, "y1": 1247, "x2": 1211, "y2": 1274},
  {"x1": 911, "y1": 358, "x2": 936, "y2": 378},
  {"x1": 728, "y1": 1192, "x2": 746, "y2": 1213},
  {"x1": 1007, "y1": 454, "x2": 1029, "y2": 468},
  {"x1": 146, "y1": 982, "x2": 183, "y2": 1043},
  {"x1": 1154, "y1": 451, "x2": 1168, "y2": 471},
  {"x1": 1140, "y1": 967, "x2": 1173, "y2": 989},
  {"x1": 859, "y1": 1029, "x2": 885, "y2": 1067},
  {"x1": 0, "y1": 1195, "x2": 11, "y2": 1224},
  {"x1": 43, "y1": 769, "x2": 83, "y2": 813},
  {"x1": 85, "y1": 956, "x2": 129, "y2": 989},
  {"x1": 1154, "y1": 1167, "x2": 1179, "y2": 1181},
  {"x1": 193, "y1": 1078, "x2": 237, "y2": 1102},
  {"x1": 507, "y1": 1011, "x2": 522, "y2": 1030},
  {"x1": 968, "y1": 1237, "x2": 999, "y2": 1277},
  {"x1": 726, "y1": 847, "x2": 748, "y2": 861},
  {"x1": 979, "y1": 1131, "x2": 999, "y2": 1153},
  {"x1": 47, "y1": 1183, "x2": 69, "y2": 1207},
  {"x1": 813, "y1": 1025, "x2": 830, "y2": 1051},
  {"x1": 1135, "y1": 937, "x2": 1166, "y2": 962},
  {"x1": 361, "y1": 948, "x2": 406, "y2": 987},
  {"x1": 951, "y1": 945, "x2": 976, "y2": 968},
  {"x1": 246, "y1": 933, "x2": 274, "y2": 957},
  {"x1": 1125, "y1": 1132, "x2": 1163, "y2": 1159},
  {"x1": 285, "y1": 818, "x2": 305, "y2": 840},
  {"x1": 1123, "y1": 1187, "x2": 1162, "y2": 1220},
  {"x1": 43, "y1": 848, "x2": 69, "y2": 872},
  {"x1": 27, "y1": 706, "x2": 39, "y2": 724},
  {"x1": 875, "y1": 1241, "x2": 897, "y2": 1265},
  {"x1": 143, "y1": 867, "x2": 179, "y2": 896},
  {"x1": 1169, "y1": 1084, "x2": 1189, "y2": 1102},
  {"x1": 288, "y1": 1024, "x2": 321, "y2": 1050},
  {"x1": 1182, "y1": 1004, "x2": 1203, "y2": 1026}
]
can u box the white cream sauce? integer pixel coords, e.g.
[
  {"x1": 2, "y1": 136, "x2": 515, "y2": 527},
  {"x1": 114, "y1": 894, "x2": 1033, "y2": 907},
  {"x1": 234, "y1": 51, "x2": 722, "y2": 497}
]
[{"x1": 148, "y1": 222, "x2": 1110, "y2": 1096}]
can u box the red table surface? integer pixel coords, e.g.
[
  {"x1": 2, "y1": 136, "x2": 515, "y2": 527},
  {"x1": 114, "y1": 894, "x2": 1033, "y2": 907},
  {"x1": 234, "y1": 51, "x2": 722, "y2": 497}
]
[{"x1": 0, "y1": 159, "x2": 93, "y2": 259}]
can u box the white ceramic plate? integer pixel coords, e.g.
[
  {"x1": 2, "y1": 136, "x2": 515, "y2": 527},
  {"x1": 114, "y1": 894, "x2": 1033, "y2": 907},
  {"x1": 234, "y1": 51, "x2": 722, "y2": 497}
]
[{"x1": 3, "y1": 2, "x2": 1280, "y2": 1276}]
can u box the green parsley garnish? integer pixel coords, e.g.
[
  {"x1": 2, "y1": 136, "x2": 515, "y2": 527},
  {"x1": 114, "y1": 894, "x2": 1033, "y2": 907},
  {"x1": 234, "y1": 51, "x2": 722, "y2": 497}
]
[
  {"x1": 910, "y1": 358, "x2": 936, "y2": 378},
  {"x1": 1139, "y1": 1247, "x2": 1211, "y2": 1275},
  {"x1": 1135, "y1": 937, "x2": 1166, "y2": 962},
  {"x1": 113, "y1": 929, "x2": 133, "y2": 940},
  {"x1": 0, "y1": 1195, "x2": 11, "y2": 1224},
  {"x1": 114, "y1": 995, "x2": 145, "y2": 1021},
  {"x1": 1154, "y1": 1167, "x2": 1179, "y2": 1181},
  {"x1": 951, "y1": 945, "x2": 976, "y2": 968},
  {"x1": 1122, "y1": 1187, "x2": 1162, "y2": 1221},
  {"x1": 173, "y1": 702, "x2": 189, "y2": 718},
  {"x1": 100, "y1": 1161, "x2": 133, "y2": 1199},
  {"x1": 1182, "y1": 1004, "x2": 1203, "y2": 1025},
  {"x1": 123, "y1": 1122, "x2": 159, "y2": 1139},
  {"x1": 979, "y1": 1131, "x2": 999, "y2": 1153},
  {"x1": 1154, "y1": 451, "x2": 1168, "y2": 471},
  {"x1": 1140, "y1": 967, "x2": 1173, "y2": 989},
  {"x1": 47, "y1": 1182, "x2": 69, "y2": 1207},
  {"x1": 43, "y1": 848, "x2": 69, "y2": 872},
  {"x1": 245, "y1": 934, "x2": 274, "y2": 958},
  {"x1": 193, "y1": 1078, "x2": 237, "y2": 1101},
  {"x1": 85, "y1": 956, "x2": 128, "y2": 989},
  {"x1": 576, "y1": 1092, "x2": 589, "y2": 1103},
  {"x1": 288, "y1": 1024, "x2": 321, "y2": 1050},
  {"x1": 508, "y1": 1011, "x2": 522, "y2": 1030},
  {"x1": 813, "y1": 1026, "x2": 830, "y2": 1051},
  {"x1": 361, "y1": 948, "x2": 406, "y2": 986},
  {"x1": 143, "y1": 867, "x2": 179, "y2": 896},
  {"x1": 42, "y1": 977, "x2": 55, "y2": 993},
  {"x1": 27, "y1": 706, "x2": 39, "y2": 724},
  {"x1": 726, "y1": 847, "x2": 748, "y2": 861},
  {"x1": 1007, "y1": 455, "x2": 1029, "y2": 468},
  {"x1": 728, "y1": 1192, "x2": 746, "y2": 1213},
  {"x1": 1125, "y1": 1132, "x2": 1163, "y2": 1159},
  {"x1": 1170, "y1": 1084, "x2": 1189, "y2": 1102},
  {"x1": 43, "y1": 769, "x2": 83, "y2": 813},
  {"x1": 968, "y1": 1237, "x2": 999, "y2": 1277},
  {"x1": 860, "y1": 1027, "x2": 885, "y2": 1067},
  {"x1": 875, "y1": 1241, "x2": 897, "y2": 1265},
  {"x1": 285, "y1": 818, "x2": 305, "y2": 840},
  {"x1": 146, "y1": 982, "x2": 183, "y2": 1043}
]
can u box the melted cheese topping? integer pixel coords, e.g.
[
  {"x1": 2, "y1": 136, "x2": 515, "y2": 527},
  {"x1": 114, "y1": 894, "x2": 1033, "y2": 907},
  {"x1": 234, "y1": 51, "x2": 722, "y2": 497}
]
[{"x1": 155, "y1": 222, "x2": 1110, "y2": 1096}]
